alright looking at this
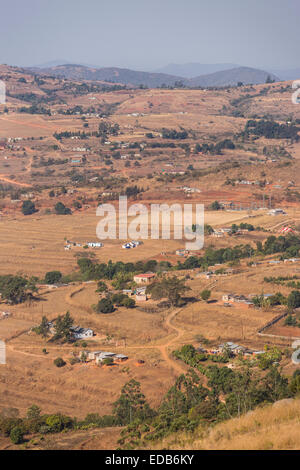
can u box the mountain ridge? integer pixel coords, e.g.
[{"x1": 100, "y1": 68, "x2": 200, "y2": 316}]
[{"x1": 28, "y1": 64, "x2": 280, "y2": 88}]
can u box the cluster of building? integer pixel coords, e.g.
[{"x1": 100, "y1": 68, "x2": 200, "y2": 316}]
[
  {"x1": 222, "y1": 293, "x2": 254, "y2": 308},
  {"x1": 197, "y1": 267, "x2": 235, "y2": 279},
  {"x1": 121, "y1": 273, "x2": 156, "y2": 302},
  {"x1": 211, "y1": 227, "x2": 232, "y2": 238},
  {"x1": 81, "y1": 350, "x2": 128, "y2": 365},
  {"x1": 122, "y1": 240, "x2": 142, "y2": 249},
  {"x1": 221, "y1": 292, "x2": 276, "y2": 308},
  {"x1": 235, "y1": 179, "x2": 261, "y2": 186},
  {"x1": 0, "y1": 311, "x2": 11, "y2": 320},
  {"x1": 180, "y1": 186, "x2": 201, "y2": 194},
  {"x1": 64, "y1": 240, "x2": 103, "y2": 250},
  {"x1": 278, "y1": 226, "x2": 294, "y2": 234},
  {"x1": 176, "y1": 249, "x2": 191, "y2": 257},
  {"x1": 207, "y1": 342, "x2": 265, "y2": 357},
  {"x1": 268, "y1": 208, "x2": 287, "y2": 216},
  {"x1": 123, "y1": 286, "x2": 148, "y2": 302}
]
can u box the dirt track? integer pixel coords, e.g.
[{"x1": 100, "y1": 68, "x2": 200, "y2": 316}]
[{"x1": 65, "y1": 283, "x2": 187, "y2": 375}]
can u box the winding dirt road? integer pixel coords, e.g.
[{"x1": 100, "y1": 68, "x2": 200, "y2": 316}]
[{"x1": 65, "y1": 283, "x2": 187, "y2": 375}]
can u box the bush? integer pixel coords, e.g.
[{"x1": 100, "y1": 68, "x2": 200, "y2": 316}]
[
  {"x1": 54, "y1": 202, "x2": 71, "y2": 215},
  {"x1": 122, "y1": 297, "x2": 136, "y2": 308},
  {"x1": 45, "y1": 271, "x2": 62, "y2": 284},
  {"x1": 200, "y1": 290, "x2": 211, "y2": 302},
  {"x1": 96, "y1": 298, "x2": 115, "y2": 314},
  {"x1": 21, "y1": 200, "x2": 36, "y2": 216},
  {"x1": 54, "y1": 357, "x2": 66, "y2": 368},
  {"x1": 10, "y1": 426, "x2": 24, "y2": 444}
]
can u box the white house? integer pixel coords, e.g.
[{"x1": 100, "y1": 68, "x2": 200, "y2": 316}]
[{"x1": 71, "y1": 326, "x2": 94, "y2": 340}]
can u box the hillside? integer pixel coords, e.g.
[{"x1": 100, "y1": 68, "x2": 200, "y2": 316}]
[
  {"x1": 28, "y1": 64, "x2": 184, "y2": 87},
  {"x1": 154, "y1": 62, "x2": 239, "y2": 78},
  {"x1": 146, "y1": 398, "x2": 300, "y2": 450},
  {"x1": 28, "y1": 64, "x2": 280, "y2": 88},
  {"x1": 189, "y1": 66, "x2": 279, "y2": 87}
]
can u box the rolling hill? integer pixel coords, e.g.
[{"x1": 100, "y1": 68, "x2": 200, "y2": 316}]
[
  {"x1": 189, "y1": 66, "x2": 279, "y2": 87},
  {"x1": 154, "y1": 62, "x2": 240, "y2": 78},
  {"x1": 28, "y1": 64, "x2": 280, "y2": 88},
  {"x1": 28, "y1": 64, "x2": 184, "y2": 87}
]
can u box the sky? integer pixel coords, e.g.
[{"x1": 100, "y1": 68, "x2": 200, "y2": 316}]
[{"x1": 0, "y1": 0, "x2": 299, "y2": 71}]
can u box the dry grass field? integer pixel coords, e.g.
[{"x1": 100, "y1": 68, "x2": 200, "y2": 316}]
[
  {"x1": 0, "y1": 65, "x2": 300, "y2": 449},
  {"x1": 146, "y1": 398, "x2": 300, "y2": 450},
  {"x1": 0, "y1": 208, "x2": 287, "y2": 277}
]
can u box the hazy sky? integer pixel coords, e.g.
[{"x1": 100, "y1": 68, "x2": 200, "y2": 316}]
[{"x1": 1, "y1": 0, "x2": 299, "y2": 70}]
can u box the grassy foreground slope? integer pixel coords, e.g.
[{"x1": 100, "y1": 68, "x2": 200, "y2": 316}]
[{"x1": 147, "y1": 398, "x2": 300, "y2": 450}]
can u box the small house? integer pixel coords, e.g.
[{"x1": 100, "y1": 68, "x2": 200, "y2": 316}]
[
  {"x1": 71, "y1": 326, "x2": 94, "y2": 340},
  {"x1": 133, "y1": 273, "x2": 156, "y2": 285}
]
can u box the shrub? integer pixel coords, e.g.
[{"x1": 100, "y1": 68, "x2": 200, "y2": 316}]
[
  {"x1": 54, "y1": 202, "x2": 71, "y2": 215},
  {"x1": 45, "y1": 271, "x2": 62, "y2": 284},
  {"x1": 54, "y1": 357, "x2": 66, "y2": 368},
  {"x1": 21, "y1": 200, "x2": 36, "y2": 216},
  {"x1": 10, "y1": 426, "x2": 24, "y2": 444},
  {"x1": 96, "y1": 298, "x2": 115, "y2": 314}
]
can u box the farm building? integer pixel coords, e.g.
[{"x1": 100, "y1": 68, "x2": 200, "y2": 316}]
[{"x1": 133, "y1": 273, "x2": 156, "y2": 284}]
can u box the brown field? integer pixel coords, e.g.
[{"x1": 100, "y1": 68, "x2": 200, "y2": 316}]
[
  {"x1": 0, "y1": 208, "x2": 289, "y2": 277},
  {"x1": 0, "y1": 65, "x2": 300, "y2": 449}
]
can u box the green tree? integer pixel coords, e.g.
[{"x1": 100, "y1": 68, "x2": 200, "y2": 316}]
[
  {"x1": 26, "y1": 404, "x2": 41, "y2": 420},
  {"x1": 53, "y1": 312, "x2": 74, "y2": 341},
  {"x1": 146, "y1": 276, "x2": 189, "y2": 306},
  {"x1": 287, "y1": 291, "x2": 300, "y2": 310},
  {"x1": 34, "y1": 316, "x2": 50, "y2": 338},
  {"x1": 0, "y1": 275, "x2": 37, "y2": 304},
  {"x1": 96, "y1": 281, "x2": 108, "y2": 293},
  {"x1": 113, "y1": 379, "x2": 153, "y2": 425},
  {"x1": 21, "y1": 200, "x2": 36, "y2": 215}
]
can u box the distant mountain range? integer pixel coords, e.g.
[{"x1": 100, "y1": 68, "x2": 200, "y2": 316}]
[
  {"x1": 269, "y1": 68, "x2": 300, "y2": 81},
  {"x1": 153, "y1": 63, "x2": 240, "y2": 78},
  {"x1": 28, "y1": 63, "x2": 280, "y2": 88},
  {"x1": 188, "y1": 67, "x2": 279, "y2": 87}
]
